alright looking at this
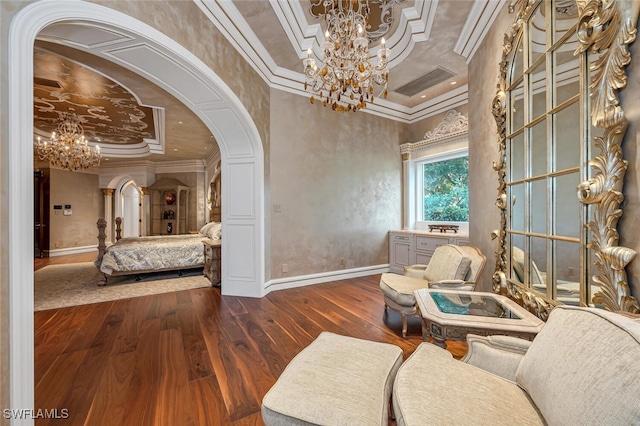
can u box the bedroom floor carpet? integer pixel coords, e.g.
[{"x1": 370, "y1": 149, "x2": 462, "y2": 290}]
[{"x1": 35, "y1": 262, "x2": 210, "y2": 311}]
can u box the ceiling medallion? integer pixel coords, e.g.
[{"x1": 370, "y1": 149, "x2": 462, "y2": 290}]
[
  {"x1": 304, "y1": 0, "x2": 391, "y2": 112},
  {"x1": 34, "y1": 112, "x2": 102, "y2": 171}
]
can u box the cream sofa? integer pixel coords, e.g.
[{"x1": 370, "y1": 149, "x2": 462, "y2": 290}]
[
  {"x1": 393, "y1": 305, "x2": 640, "y2": 425},
  {"x1": 262, "y1": 305, "x2": 640, "y2": 425}
]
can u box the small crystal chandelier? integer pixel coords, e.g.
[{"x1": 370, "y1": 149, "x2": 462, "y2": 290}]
[
  {"x1": 303, "y1": 0, "x2": 391, "y2": 112},
  {"x1": 34, "y1": 112, "x2": 102, "y2": 171}
]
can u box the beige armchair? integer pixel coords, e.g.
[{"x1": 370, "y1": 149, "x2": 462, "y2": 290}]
[
  {"x1": 392, "y1": 306, "x2": 640, "y2": 425},
  {"x1": 380, "y1": 244, "x2": 486, "y2": 337}
]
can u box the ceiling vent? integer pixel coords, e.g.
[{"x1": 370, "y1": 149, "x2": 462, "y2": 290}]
[
  {"x1": 394, "y1": 67, "x2": 456, "y2": 97},
  {"x1": 34, "y1": 77, "x2": 62, "y2": 89}
]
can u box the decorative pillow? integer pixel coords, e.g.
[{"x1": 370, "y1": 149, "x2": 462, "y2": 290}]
[
  {"x1": 208, "y1": 222, "x2": 222, "y2": 240},
  {"x1": 199, "y1": 221, "x2": 218, "y2": 236},
  {"x1": 423, "y1": 245, "x2": 472, "y2": 282}
]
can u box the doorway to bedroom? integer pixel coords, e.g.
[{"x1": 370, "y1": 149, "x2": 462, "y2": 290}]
[{"x1": 11, "y1": 1, "x2": 267, "y2": 412}]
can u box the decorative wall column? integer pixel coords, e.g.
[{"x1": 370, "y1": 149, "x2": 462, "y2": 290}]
[
  {"x1": 401, "y1": 152, "x2": 413, "y2": 229},
  {"x1": 102, "y1": 188, "x2": 114, "y2": 244},
  {"x1": 140, "y1": 186, "x2": 151, "y2": 236}
]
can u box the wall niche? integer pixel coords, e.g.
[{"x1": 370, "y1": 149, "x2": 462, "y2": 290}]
[{"x1": 148, "y1": 177, "x2": 190, "y2": 235}]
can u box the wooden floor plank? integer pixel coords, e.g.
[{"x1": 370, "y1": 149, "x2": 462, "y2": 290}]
[
  {"x1": 35, "y1": 350, "x2": 88, "y2": 422},
  {"x1": 62, "y1": 301, "x2": 115, "y2": 354},
  {"x1": 190, "y1": 289, "x2": 259, "y2": 421},
  {"x1": 189, "y1": 376, "x2": 231, "y2": 426},
  {"x1": 155, "y1": 329, "x2": 195, "y2": 426},
  {"x1": 207, "y1": 297, "x2": 264, "y2": 421},
  {"x1": 119, "y1": 318, "x2": 162, "y2": 426},
  {"x1": 109, "y1": 297, "x2": 146, "y2": 355},
  {"x1": 83, "y1": 351, "x2": 136, "y2": 426},
  {"x1": 35, "y1": 304, "x2": 107, "y2": 386},
  {"x1": 233, "y1": 297, "x2": 307, "y2": 369},
  {"x1": 50, "y1": 303, "x2": 126, "y2": 425},
  {"x1": 177, "y1": 297, "x2": 216, "y2": 381}
]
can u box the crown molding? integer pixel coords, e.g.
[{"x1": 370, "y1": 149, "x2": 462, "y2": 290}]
[
  {"x1": 95, "y1": 159, "x2": 206, "y2": 174},
  {"x1": 194, "y1": 0, "x2": 275, "y2": 86},
  {"x1": 454, "y1": 0, "x2": 506, "y2": 63},
  {"x1": 269, "y1": 0, "x2": 318, "y2": 59},
  {"x1": 193, "y1": 0, "x2": 466, "y2": 123}
]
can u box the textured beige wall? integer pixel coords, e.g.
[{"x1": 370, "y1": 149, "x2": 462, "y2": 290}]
[
  {"x1": 269, "y1": 89, "x2": 403, "y2": 278},
  {"x1": 49, "y1": 169, "x2": 104, "y2": 249},
  {"x1": 467, "y1": 4, "x2": 512, "y2": 292},
  {"x1": 406, "y1": 104, "x2": 470, "y2": 143}
]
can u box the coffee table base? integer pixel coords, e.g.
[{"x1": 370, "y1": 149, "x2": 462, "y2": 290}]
[{"x1": 422, "y1": 318, "x2": 540, "y2": 347}]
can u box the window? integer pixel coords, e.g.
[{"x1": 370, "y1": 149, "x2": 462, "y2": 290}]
[
  {"x1": 415, "y1": 148, "x2": 469, "y2": 231},
  {"x1": 420, "y1": 153, "x2": 469, "y2": 222},
  {"x1": 400, "y1": 109, "x2": 469, "y2": 232}
]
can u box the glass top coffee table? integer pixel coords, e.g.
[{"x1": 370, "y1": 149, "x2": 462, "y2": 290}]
[{"x1": 414, "y1": 289, "x2": 545, "y2": 347}]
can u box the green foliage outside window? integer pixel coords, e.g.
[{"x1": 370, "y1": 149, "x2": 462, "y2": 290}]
[{"x1": 423, "y1": 156, "x2": 469, "y2": 221}]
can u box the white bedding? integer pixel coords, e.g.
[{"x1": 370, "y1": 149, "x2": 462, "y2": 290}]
[{"x1": 98, "y1": 234, "x2": 206, "y2": 275}]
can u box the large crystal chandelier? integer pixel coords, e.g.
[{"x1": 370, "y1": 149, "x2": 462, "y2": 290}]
[
  {"x1": 34, "y1": 112, "x2": 102, "y2": 171},
  {"x1": 303, "y1": 0, "x2": 391, "y2": 112}
]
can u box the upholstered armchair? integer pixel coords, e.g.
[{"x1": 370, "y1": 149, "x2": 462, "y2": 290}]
[{"x1": 380, "y1": 244, "x2": 486, "y2": 337}]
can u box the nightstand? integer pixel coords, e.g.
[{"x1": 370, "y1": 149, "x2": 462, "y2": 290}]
[{"x1": 202, "y1": 239, "x2": 221, "y2": 286}]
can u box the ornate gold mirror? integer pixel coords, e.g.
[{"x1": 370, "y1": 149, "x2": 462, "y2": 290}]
[{"x1": 493, "y1": 0, "x2": 640, "y2": 318}]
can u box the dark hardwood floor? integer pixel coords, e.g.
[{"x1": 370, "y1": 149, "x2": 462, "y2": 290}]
[{"x1": 34, "y1": 254, "x2": 466, "y2": 425}]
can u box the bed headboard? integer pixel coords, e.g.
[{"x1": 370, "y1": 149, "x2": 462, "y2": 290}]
[{"x1": 210, "y1": 206, "x2": 221, "y2": 222}]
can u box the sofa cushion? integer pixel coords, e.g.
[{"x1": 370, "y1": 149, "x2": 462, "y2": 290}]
[
  {"x1": 516, "y1": 306, "x2": 640, "y2": 425},
  {"x1": 393, "y1": 342, "x2": 544, "y2": 426},
  {"x1": 423, "y1": 245, "x2": 471, "y2": 282},
  {"x1": 380, "y1": 273, "x2": 428, "y2": 307},
  {"x1": 262, "y1": 331, "x2": 403, "y2": 426}
]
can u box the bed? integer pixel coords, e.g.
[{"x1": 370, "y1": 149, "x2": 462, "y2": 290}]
[{"x1": 94, "y1": 218, "x2": 221, "y2": 286}]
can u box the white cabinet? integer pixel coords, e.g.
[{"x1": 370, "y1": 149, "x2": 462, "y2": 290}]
[
  {"x1": 390, "y1": 233, "x2": 412, "y2": 271},
  {"x1": 389, "y1": 230, "x2": 469, "y2": 274}
]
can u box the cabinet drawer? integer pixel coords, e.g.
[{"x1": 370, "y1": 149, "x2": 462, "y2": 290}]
[
  {"x1": 415, "y1": 236, "x2": 448, "y2": 252},
  {"x1": 392, "y1": 234, "x2": 411, "y2": 242}
]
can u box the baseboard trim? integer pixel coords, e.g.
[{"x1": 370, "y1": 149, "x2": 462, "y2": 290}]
[
  {"x1": 48, "y1": 245, "x2": 98, "y2": 257},
  {"x1": 263, "y1": 264, "x2": 390, "y2": 295}
]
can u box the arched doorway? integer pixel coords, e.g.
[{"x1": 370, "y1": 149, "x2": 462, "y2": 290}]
[
  {"x1": 8, "y1": 1, "x2": 266, "y2": 410},
  {"x1": 118, "y1": 180, "x2": 141, "y2": 238}
]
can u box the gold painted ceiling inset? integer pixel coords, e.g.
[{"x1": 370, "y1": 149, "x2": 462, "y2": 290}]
[{"x1": 33, "y1": 48, "x2": 156, "y2": 146}]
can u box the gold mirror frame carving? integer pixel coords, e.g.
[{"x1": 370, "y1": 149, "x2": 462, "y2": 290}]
[{"x1": 492, "y1": 0, "x2": 640, "y2": 318}]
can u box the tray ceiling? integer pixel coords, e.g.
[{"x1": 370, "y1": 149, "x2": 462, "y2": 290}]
[{"x1": 32, "y1": 0, "x2": 505, "y2": 164}]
